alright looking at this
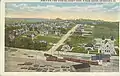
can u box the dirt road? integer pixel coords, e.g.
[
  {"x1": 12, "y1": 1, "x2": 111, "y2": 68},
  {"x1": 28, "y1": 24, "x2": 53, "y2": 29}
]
[{"x1": 48, "y1": 24, "x2": 79, "y2": 55}]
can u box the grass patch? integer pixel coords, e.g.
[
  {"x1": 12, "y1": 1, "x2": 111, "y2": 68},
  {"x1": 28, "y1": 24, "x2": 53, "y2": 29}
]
[
  {"x1": 72, "y1": 47, "x2": 87, "y2": 53},
  {"x1": 35, "y1": 35, "x2": 60, "y2": 43},
  {"x1": 65, "y1": 35, "x2": 93, "y2": 47}
]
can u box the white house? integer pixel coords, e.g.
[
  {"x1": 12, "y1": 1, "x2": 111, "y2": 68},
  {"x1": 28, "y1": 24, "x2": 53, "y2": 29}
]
[
  {"x1": 78, "y1": 24, "x2": 84, "y2": 32},
  {"x1": 9, "y1": 34, "x2": 15, "y2": 41},
  {"x1": 61, "y1": 44, "x2": 73, "y2": 52},
  {"x1": 94, "y1": 38, "x2": 103, "y2": 49}
]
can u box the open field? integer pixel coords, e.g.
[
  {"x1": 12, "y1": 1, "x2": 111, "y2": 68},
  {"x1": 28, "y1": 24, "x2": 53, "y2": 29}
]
[{"x1": 5, "y1": 48, "x2": 81, "y2": 72}]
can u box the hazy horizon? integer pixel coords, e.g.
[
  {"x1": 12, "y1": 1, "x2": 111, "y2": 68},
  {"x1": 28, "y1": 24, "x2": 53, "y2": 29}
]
[{"x1": 5, "y1": 17, "x2": 119, "y2": 22}]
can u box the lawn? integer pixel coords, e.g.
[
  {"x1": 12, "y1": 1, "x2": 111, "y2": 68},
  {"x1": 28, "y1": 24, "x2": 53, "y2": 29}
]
[
  {"x1": 65, "y1": 35, "x2": 93, "y2": 47},
  {"x1": 35, "y1": 35, "x2": 60, "y2": 43}
]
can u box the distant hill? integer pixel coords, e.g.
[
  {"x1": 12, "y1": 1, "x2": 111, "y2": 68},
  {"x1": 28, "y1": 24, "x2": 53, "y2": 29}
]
[{"x1": 5, "y1": 17, "x2": 51, "y2": 22}]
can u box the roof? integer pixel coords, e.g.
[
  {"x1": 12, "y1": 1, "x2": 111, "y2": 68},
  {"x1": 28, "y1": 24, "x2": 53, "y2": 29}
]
[
  {"x1": 99, "y1": 54, "x2": 111, "y2": 58},
  {"x1": 111, "y1": 36, "x2": 114, "y2": 40},
  {"x1": 72, "y1": 63, "x2": 90, "y2": 69},
  {"x1": 39, "y1": 40, "x2": 47, "y2": 43},
  {"x1": 102, "y1": 36, "x2": 105, "y2": 40},
  {"x1": 91, "y1": 54, "x2": 110, "y2": 60},
  {"x1": 105, "y1": 40, "x2": 108, "y2": 44},
  {"x1": 85, "y1": 43, "x2": 94, "y2": 47}
]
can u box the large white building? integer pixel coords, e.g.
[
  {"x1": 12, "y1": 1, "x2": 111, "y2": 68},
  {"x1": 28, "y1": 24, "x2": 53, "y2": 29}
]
[{"x1": 98, "y1": 36, "x2": 117, "y2": 55}]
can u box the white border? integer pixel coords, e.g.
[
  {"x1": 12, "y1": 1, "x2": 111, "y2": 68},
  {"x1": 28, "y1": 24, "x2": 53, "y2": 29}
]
[
  {"x1": 4, "y1": 0, "x2": 120, "y2": 3},
  {"x1": 0, "y1": 0, "x2": 120, "y2": 76},
  {"x1": 0, "y1": 0, "x2": 5, "y2": 75}
]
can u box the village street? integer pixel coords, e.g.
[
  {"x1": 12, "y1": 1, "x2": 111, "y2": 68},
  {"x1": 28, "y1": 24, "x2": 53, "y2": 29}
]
[{"x1": 48, "y1": 24, "x2": 79, "y2": 55}]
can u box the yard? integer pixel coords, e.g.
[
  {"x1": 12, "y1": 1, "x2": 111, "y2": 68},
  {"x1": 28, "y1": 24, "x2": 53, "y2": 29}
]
[{"x1": 35, "y1": 35, "x2": 60, "y2": 43}]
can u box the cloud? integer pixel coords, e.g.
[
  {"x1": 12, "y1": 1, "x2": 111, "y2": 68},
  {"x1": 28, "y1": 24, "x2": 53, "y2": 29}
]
[
  {"x1": 6, "y1": 3, "x2": 119, "y2": 13},
  {"x1": 111, "y1": 6, "x2": 120, "y2": 12},
  {"x1": 11, "y1": 3, "x2": 28, "y2": 8}
]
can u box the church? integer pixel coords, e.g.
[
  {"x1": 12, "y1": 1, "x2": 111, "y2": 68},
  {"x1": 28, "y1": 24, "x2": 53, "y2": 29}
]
[{"x1": 98, "y1": 36, "x2": 117, "y2": 55}]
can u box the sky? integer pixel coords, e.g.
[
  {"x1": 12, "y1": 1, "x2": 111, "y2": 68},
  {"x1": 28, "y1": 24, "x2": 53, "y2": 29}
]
[{"x1": 5, "y1": 2, "x2": 120, "y2": 21}]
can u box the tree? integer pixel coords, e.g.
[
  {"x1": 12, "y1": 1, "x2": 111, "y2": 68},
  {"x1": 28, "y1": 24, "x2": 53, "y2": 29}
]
[
  {"x1": 60, "y1": 28, "x2": 67, "y2": 34},
  {"x1": 34, "y1": 40, "x2": 48, "y2": 50},
  {"x1": 14, "y1": 36, "x2": 33, "y2": 49}
]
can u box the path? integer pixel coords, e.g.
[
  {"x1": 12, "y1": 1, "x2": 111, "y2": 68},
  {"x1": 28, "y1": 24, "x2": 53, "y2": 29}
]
[{"x1": 47, "y1": 24, "x2": 80, "y2": 55}]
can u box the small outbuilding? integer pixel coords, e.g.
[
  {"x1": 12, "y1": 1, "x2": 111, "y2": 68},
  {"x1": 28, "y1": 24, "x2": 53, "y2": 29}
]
[{"x1": 84, "y1": 43, "x2": 94, "y2": 51}]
